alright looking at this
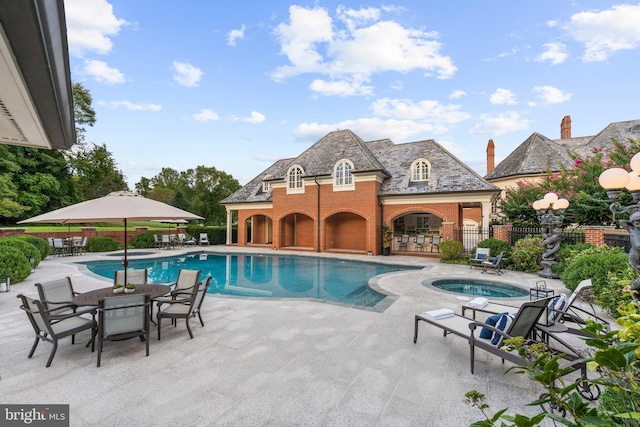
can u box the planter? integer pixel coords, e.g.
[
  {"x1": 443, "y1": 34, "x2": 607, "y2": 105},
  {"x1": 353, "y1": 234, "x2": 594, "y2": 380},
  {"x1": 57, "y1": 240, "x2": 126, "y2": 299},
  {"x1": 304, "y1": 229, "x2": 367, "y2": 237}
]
[
  {"x1": 382, "y1": 247, "x2": 391, "y2": 256},
  {"x1": 113, "y1": 287, "x2": 124, "y2": 294},
  {"x1": 124, "y1": 287, "x2": 135, "y2": 294}
]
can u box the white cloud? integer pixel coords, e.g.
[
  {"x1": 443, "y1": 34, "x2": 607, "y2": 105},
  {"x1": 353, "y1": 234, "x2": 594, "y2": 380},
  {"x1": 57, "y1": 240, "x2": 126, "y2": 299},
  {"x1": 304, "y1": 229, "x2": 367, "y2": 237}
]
[
  {"x1": 192, "y1": 109, "x2": 220, "y2": 121},
  {"x1": 564, "y1": 4, "x2": 640, "y2": 62},
  {"x1": 390, "y1": 80, "x2": 403, "y2": 90},
  {"x1": 489, "y1": 88, "x2": 517, "y2": 105},
  {"x1": 227, "y1": 25, "x2": 246, "y2": 46},
  {"x1": 450, "y1": 90, "x2": 466, "y2": 99},
  {"x1": 100, "y1": 100, "x2": 161, "y2": 111},
  {"x1": 535, "y1": 42, "x2": 568, "y2": 65},
  {"x1": 271, "y1": 5, "x2": 456, "y2": 94},
  {"x1": 370, "y1": 98, "x2": 470, "y2": 123},
  {"x1": 172, "y1": 62, "x2": 204, "y2": 87},
  {"x1": 64, "y1": 0, "x2": 129, "y2": 57},
  {"x1": 243, "y1": 112, "x2": 266, "y2": 124},
  {"x1": 547, "y1": 20, "x2": 558, "y2": 28},
  {"x1": 533, "y1": 85, "x2": 572, "y2": 104},
  {"x1": 83, "y1": 59, "x2": 125, "y2": 84},
  {"x1": 470, "y1": 111, "x2": 531, "y2": 135},
  {"x1": 309, "y1": 79, "x2": 374, "y2": 96},
  {"x1": 294, "y1": 118, "x2": 440, "y2": 142}
]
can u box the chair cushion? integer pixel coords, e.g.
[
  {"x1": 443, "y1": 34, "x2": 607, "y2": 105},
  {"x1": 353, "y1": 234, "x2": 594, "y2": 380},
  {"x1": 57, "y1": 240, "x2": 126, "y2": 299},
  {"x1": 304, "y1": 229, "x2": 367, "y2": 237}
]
[
  {"x1": 491, "y1": 313, "x2": 515, "y2": 346},
  {"x1": 548, "y1": 293, "x2": 568, "y2": 322},
  {"x1": 477, "y1": 253, "x2": 486, "y2": 260},
  {"x1": 480, "y1": 312, "x2": 508, "y2": 339}
]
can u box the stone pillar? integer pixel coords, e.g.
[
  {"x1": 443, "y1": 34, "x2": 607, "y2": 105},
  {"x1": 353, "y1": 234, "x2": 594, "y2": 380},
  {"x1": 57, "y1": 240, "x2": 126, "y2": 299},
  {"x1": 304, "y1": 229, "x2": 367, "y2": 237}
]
[
  {"x1": 226, "y1": 209, "x2": 233, "y2": 245},
  {"x1": 481, "y1": 201, "x2": 492, "y2": 232}
]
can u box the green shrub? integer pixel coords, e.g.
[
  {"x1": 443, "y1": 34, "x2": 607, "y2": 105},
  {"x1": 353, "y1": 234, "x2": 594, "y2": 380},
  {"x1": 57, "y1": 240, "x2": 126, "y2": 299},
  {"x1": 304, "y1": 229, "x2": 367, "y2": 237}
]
[
  {"x1": 440, "y1": 240, "x2": 465, "y2": 261},
  {"x1": 0, "y1": 238, "x2": 41, "y2": 268},
  {"x1": 86, "y1": 236, "x2": 120, "y2": 252},
  {"x1": 186, "y1": 225, "x2": 227, "y2": 245},
  {"x1": 554, "y1": 242, "x2": 594, "y2": 277},
  {"x1": 16, "y1": 235, "x2": 50, "y2": 260},
  {"x1": 0, "y1": 246, "x2": 32, "y2": 283},
  {"x1": 131, "y1": 231, "x2": 156, "y2": 249},
  {"x1": 511, "y1": 235, "x2": 542, "y2": 273},
  {"x1": 598, "y1": 268, "x2": 636, "y2": 316}
]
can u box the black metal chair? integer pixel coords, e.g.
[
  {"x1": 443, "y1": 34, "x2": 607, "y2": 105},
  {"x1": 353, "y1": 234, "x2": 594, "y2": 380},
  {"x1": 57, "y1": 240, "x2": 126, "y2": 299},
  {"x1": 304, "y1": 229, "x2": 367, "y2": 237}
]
[
  {"x1": 17, "y1": 294, "x2": 96, "y2": 367},
  {"x1": 96, "y1": 294, "x2": 151, "y2": 367},
  {"x1": 156, "y1": 277, "x2": 211, "y2": 340}
]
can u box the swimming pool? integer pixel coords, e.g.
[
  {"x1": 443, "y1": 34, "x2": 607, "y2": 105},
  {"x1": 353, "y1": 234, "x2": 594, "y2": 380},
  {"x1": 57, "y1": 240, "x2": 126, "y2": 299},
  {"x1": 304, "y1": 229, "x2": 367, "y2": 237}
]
[
  {"x1": 426, "y1": 278, "x2": 529, "y2": 298},
  {"x1": 80, "y1": 252, "x2": 418, "y2": 308}
]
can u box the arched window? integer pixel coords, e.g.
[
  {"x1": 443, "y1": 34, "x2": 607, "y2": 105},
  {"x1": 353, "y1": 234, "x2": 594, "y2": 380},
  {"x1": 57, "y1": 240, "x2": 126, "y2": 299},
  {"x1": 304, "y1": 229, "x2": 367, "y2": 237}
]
[
  {"x1": 411, "y1": 158, "x2": 430, "y2": 182},
  {"x1": 262, "y1": 174, "x2": 272, "y2": 193},
  {"x1": 334, "y1": 159, "x2": 353, "y2": 186},
  {"x1": 287, "y1": 165, "x2": 304, "y2": 193}
]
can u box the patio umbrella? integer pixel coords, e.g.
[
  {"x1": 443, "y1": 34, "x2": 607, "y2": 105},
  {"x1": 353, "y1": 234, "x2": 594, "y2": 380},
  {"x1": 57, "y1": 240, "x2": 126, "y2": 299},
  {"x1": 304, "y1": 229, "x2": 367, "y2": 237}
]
[{"x1": 18, "y1": 191, "x2": 203, "y2": 284}]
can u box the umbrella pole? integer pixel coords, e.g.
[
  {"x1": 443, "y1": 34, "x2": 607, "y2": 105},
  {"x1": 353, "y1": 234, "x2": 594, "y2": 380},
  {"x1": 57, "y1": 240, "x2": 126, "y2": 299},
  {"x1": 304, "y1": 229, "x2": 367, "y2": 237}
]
[{"x1": 123, "y1": 218, "x2": 128, "y2": 285}]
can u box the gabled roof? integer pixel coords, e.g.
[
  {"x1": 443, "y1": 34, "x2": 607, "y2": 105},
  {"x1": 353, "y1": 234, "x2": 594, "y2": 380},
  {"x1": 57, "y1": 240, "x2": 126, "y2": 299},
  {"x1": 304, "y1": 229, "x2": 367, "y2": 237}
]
[
  {"x1": 220, "y1": 158, "x2": 292, "y2": 204},
  {"x1": 270, "y1": 129, "x2": 387, "y2": 179},
  {"x1": 221, "y1": 129, "x2": 499, "y2": 205},
  {"x1": 581, "y1": 119, "x2": 640, "y2": 154},
  {"x1": 485, "y1": 132, "x2": 574, "y2": 180},
  {"x1": 369, "y1": 139, "x2": 498, "y2": 194}
]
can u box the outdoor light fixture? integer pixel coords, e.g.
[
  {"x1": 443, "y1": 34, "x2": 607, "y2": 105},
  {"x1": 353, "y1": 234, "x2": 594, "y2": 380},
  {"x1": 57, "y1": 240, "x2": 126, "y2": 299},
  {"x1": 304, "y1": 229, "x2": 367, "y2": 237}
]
[
  {"x1": 26, "y1": 253, "x2": 36, "y2": 273},
  {"x1": 0, "y1": 272, "x2": 10, "y2": 293},
  {"x1": 598, "y1": 152, "x2": 640, "y2": 295},
  {"x1": 533, "y1": 192, "x2": 570, "y2": 279}
]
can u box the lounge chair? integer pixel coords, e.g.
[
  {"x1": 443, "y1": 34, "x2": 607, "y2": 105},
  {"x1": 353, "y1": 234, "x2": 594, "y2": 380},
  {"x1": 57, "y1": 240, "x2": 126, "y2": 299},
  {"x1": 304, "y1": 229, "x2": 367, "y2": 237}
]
[
  {"x1": 96, "y1": 294, "x2": 151, "y2": 367},
  {"x1": 469, "y1": 247, "x2": 490, "y2": 270},
  {"x1": 178, "y1": 233, "x2": 196, "y2": 246},
  {"x1": 199, "y1": 233, "x2": 210, "y2": 246},
  {"x1": 481, "y1": 251, "x2": 504, "y2": 275},
  {"x1": 413, "y1": 297, "x2": 592, "y2": 380},
  {"x1": 156, "y1": 277, "x2": 210, "y2": 340},
  {"x1": 17, "y1": 294, "x2": 97, "y2": 367},
  {"x1": 462, "y1": 279, "x2": 610, "y2": 333}
]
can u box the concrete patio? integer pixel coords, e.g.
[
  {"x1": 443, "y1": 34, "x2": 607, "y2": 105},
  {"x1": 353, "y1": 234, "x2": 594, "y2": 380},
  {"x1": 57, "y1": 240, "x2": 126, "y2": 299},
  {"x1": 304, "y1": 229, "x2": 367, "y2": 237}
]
[{"x1": 0, "y1": 246, "x2": 600, "y2": 426}]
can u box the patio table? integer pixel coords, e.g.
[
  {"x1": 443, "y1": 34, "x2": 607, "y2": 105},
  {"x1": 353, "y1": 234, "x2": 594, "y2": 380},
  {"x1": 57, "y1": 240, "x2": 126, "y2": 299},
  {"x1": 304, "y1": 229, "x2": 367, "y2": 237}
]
[{"x1": 72, "y1": 284, "x2": 171, "y2": 306}]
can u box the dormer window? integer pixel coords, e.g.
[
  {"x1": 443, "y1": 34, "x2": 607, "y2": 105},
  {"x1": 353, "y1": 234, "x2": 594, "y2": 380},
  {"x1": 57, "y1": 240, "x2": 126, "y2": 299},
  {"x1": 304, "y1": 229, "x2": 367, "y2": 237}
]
[
  {"x1": 287, "y1": 165, "x2": 304, "y2": 194},
  {"x1": 411, "y1": 158, "x2": 430, "y2": 182},
  {"x1": 334, "y1": 159, "x2": 354, "y2": 191},
  {"x1": 262, "y1": 174, "x2": 272, "y2": 193}
]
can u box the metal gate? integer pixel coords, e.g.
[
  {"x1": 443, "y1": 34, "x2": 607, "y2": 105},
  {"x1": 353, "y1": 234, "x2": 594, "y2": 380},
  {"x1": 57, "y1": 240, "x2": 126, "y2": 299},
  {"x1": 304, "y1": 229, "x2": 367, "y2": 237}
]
[{"x1": 454, "y1": 226, "x2": 492, "y2": 255}]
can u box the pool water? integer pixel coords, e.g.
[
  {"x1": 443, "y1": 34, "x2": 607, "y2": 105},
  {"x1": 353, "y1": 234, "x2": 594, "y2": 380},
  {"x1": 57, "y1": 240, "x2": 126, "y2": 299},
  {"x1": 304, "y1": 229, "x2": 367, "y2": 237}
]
[
  {"x1": 429, "y1": 279, "x2": 529, "y2": 298},
  {"x1": 81, "y1": 252, "x2": 417, "y2": 307}
]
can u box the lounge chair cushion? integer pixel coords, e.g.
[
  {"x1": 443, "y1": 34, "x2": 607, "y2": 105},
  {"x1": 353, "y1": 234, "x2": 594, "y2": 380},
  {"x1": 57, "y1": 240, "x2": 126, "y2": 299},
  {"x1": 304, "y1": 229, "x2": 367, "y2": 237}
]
[
  {"x1": 548, "y1": 293, "x2": 568, "y2": 322},
  {"x1": 477, "y1": 253, "x2": 487, "y2": 260},
  {"x1": 480, "y1": 312, "x2": 508, "y2": 339},
  {"x1": 491, "y1": 313, "x2": 516, "y2": 345}
]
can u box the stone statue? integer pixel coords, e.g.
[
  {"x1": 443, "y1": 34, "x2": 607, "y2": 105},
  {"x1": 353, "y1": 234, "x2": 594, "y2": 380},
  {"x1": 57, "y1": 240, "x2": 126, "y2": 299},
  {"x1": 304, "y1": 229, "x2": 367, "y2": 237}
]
[{"x1": 619, "y1": 211, "x2": 640, "y2": 294}]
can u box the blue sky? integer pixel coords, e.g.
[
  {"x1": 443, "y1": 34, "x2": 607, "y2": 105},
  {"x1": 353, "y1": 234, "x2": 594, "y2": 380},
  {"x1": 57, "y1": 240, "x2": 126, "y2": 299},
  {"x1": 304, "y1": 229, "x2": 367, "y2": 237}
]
[{"x1": 64, "y1": 0, "x2": 640, "y2": 188}]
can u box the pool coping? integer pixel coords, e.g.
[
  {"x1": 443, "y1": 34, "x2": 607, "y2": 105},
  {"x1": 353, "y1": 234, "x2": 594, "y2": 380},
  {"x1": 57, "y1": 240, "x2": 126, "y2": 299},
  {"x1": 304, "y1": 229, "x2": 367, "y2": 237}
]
[{"x1": 421, "y1": 275, "x2": 532, "y2": 300}]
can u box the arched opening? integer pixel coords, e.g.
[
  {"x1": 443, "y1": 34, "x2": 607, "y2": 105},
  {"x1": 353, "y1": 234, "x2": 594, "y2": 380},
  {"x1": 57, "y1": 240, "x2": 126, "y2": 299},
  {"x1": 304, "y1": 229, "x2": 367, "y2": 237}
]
[
  {"x1": 247, "y1": 214, "x2": 272, "y2": 245},
  {"x1": 392, "y1": 212, "x2": 443, "y2": 252},
  {"x1": 280, "y1": 213, "x2": 314, "y2": 249},
  {"x1": 325, "y1": 212, "x2": 366, "y2": 252}
]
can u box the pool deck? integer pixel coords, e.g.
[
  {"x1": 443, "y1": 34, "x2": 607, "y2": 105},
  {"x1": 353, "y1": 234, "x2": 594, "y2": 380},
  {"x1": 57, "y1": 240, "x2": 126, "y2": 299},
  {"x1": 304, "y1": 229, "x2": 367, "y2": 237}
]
[{"x1": 0, "y1": 246, "x2": 607, "y2": 426}]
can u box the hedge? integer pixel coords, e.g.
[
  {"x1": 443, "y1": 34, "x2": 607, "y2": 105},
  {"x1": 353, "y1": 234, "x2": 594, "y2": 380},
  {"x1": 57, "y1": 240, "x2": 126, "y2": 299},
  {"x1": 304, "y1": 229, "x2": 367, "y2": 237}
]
[
  {"x1": 0, "y1": 237, "x2": 41, "y2": 268},
  {"x1": 0, "y1": 246, "x2": 32, "y2": 283}
]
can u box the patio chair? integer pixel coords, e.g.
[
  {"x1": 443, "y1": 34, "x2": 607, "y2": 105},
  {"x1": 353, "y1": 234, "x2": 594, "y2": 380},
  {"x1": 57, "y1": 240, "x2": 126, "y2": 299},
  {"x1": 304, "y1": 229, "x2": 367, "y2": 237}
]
[
  {"x1": 178, "y1": 233, "x2": 196, "y2": 246},
  {"x1": 114, "y1": 269, "x2": 148, "y2": 286},
  {"x1": 430, "y1": 234, "x2": 441, "y2": 252},
  {"x1": 199, "y1": 233, "x2": 210, "y2": 246},
  {"x1": 153, "y1": 234, "x2": 161, "y2": 248},
  {"x1": 96, "y1": 294, "x2": 151, "y2": 367},
  {"x1": 413, "y1": 297, "x2": 596, "y2": 398},
  {"x1": 156, "y1": 277, "x2": 203, "y2": 340},
  {"x1": 52, "y1": 238, "x2": 68, "y2": 256},
  {"x1": 481, "y1": 251, "x2": 504, "y2": 275},
  {"x1": 17, "y1": 294, "x2": 96, "y2": 367},
  {"x1": 73, "y1": 237, "x2": 88, "y2": 255},
  {"x1": 398, "y1": 234, "x2": 409, "y2": 251},
  {"x1": 415, "y1": 234, "x2": 426, "y2": 251},
  {"x1": 469, "y1": 248, "x2": 490, "y2": 270},
  {"x1": 462, "y1": 279, "x2": 610, "y2": 333},
  {"x1": 35, "y1": 277, "x2": 97, "y2": 318}
]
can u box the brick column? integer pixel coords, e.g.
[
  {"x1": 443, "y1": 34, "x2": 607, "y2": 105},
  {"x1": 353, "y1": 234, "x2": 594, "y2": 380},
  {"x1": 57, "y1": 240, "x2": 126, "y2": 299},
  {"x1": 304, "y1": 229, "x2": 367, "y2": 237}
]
[
  {"x1": 492, "y1": 224, "x2": 512, "y2": 245},
  {"x1": 442, "y1": 222, "x2": 455, "y2": 242},
  {"x1": 582, "y1": 225, "x2": 617, "y2": 246}
]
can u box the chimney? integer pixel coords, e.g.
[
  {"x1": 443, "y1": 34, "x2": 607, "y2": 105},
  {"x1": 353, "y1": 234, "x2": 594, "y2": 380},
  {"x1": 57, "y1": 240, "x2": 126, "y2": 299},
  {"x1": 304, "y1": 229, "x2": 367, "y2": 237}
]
[
  {"x1": 486, "y1": 139, "x2": 495, "y2": 174},
  {"x1": 561, "y1": 115, "x2": 571, "y2": 139}
]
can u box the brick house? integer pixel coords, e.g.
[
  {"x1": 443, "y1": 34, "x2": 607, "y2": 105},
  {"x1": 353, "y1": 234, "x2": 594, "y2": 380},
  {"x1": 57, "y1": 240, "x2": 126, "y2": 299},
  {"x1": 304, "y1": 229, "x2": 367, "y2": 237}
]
[{"x1": 220, "y1": 130, "x2": 500, "y2": 255}]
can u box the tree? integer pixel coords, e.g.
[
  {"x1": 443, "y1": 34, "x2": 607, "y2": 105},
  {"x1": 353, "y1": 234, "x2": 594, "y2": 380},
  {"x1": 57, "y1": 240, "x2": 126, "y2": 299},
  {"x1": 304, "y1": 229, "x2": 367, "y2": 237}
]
[
  {"x1": 72, "y1": 82, "x2": 96, "y2": 142},
  {"x1": 66, "y1": 143, "x2": 129, "y2": 199}
]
